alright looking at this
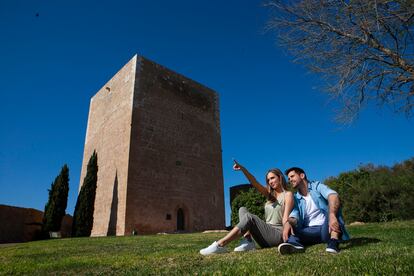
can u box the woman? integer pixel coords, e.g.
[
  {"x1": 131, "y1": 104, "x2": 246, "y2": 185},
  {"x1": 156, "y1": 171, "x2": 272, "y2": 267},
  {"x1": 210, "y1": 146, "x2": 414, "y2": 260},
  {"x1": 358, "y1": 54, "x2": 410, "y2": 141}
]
[{"x1": 200, "y1": 160, "x2": 294, "y2": 255}]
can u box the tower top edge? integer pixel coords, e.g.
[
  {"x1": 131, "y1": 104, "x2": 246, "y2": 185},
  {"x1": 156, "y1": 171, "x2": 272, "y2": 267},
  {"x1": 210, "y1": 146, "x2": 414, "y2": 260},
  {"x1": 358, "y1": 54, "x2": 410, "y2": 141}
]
[{"x1": 90, "y1": 53, "x2": 218, "y2": 101}]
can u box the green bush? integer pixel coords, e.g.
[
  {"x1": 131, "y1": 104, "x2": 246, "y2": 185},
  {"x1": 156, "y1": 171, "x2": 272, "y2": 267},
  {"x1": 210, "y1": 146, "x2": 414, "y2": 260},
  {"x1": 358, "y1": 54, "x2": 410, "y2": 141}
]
[
  {"x1": 325, "y1": 158, "x2": 414, "y2": 223},
  {"x1": 230, "y1": 188, "x2": 266, "y2": 226}
]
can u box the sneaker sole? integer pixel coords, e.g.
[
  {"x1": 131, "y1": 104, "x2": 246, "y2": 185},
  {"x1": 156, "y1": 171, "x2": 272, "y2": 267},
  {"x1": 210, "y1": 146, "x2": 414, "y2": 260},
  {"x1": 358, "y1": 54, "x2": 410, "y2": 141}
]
[
  {"x1": 326, "y1": 248, "x2": 339, "y2": 254},
  {"x1": 234, "y1": 247, "x2": 256, "y2": 252},
  {"x1": 278, "y1": 243, "x2": 304, "y2": 255}
]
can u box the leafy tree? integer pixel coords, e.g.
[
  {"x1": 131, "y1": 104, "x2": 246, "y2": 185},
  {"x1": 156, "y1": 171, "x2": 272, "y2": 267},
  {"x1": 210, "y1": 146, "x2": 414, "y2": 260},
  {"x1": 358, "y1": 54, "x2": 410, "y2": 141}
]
[
  {"x1": 231, "y1": 188, "x2": 266, "y2": 226},
  {"x1": 42, "y1": 164, "x2": 69, "y2": 234},
  {"x1": 72, "y1": 151, "x2": 98, "y2": 237},
  {"x1": 325, "y1": 158, "x2": 414, "y2": 222},
  {"x1": 266, "y1": 0, "x2": 414, "y2": 122}
]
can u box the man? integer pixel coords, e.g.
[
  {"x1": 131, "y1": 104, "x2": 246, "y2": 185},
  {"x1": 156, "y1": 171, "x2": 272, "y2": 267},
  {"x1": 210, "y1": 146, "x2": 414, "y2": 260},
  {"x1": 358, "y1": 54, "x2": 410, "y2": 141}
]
[{"x1": 278, "y1": 167, "x2": 349, "y2": 254}]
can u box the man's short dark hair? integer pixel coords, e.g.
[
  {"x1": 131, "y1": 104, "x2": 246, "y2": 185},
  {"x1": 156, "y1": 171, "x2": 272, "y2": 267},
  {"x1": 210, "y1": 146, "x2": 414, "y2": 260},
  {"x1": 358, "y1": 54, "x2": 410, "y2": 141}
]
[{"x1": 285, "y1": 167, "x2": 306, "y2": 176}]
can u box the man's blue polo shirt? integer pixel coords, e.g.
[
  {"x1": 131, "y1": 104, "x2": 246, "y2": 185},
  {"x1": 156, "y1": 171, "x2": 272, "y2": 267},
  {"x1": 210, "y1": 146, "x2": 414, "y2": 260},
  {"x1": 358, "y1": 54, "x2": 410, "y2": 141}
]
[{"x1": 290, "y1": 180, "x2": 350, "y2": 240}]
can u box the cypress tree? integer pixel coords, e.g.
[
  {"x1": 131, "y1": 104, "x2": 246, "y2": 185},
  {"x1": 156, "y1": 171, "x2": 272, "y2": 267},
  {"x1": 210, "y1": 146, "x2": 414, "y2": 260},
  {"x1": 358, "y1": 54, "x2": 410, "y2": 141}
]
[
  {"x1": 42, "y1": 164, "x2": 70, "y2": 234},
  {"x1": 72, "y1": 151, "x2": 98, "y2": 237}
]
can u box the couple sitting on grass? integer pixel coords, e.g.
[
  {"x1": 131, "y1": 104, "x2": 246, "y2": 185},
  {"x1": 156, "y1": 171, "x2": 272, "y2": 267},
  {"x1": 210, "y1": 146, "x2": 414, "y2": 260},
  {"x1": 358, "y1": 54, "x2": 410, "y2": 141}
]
[{"x1": 200, "y1": 160, "x2": 350, "y2": 256}]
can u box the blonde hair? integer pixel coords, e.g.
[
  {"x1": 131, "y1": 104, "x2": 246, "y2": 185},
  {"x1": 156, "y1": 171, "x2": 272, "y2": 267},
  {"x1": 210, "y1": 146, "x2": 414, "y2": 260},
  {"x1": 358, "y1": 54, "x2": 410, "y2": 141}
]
[{"x1": 265, "y1": 168, "x2": 287, "y2": 202}]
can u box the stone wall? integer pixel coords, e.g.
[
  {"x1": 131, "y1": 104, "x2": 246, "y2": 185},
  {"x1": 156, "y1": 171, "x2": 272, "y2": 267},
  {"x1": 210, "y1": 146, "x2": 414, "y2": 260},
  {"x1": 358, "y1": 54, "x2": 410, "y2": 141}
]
[
  {"x1": 0, "y1": 204, "x2": 72, "y2": 243},
  {"x1": 79, "y1": 56, "x2": 137, "y2": 236},
  {"x1": 125, "y1": 56, "x2": 225, "y2": 234},
  {"x1": 79, "y1": 54, "x2": 225, "y2": 236}
]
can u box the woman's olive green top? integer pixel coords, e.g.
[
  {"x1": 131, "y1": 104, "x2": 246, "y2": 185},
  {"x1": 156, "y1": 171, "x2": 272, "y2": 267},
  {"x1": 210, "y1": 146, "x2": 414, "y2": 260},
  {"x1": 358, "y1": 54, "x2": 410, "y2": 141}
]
[{"x1": 264, "y1": 192, "x2": 285, "y2": 228}]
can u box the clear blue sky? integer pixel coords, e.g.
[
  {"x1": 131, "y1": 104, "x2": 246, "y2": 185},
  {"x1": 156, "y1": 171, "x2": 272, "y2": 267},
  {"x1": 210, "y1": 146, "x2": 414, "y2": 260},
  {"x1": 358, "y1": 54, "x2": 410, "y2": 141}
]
[{"x1": 1, "y1": 1, "x2": 413, "y2": 226}]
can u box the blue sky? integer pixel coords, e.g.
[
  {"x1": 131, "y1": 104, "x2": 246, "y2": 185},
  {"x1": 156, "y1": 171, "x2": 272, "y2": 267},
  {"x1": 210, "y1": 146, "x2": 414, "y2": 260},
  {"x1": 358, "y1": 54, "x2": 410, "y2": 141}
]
[{"x1": 1, "y1": 0, "x2": 413, "y2": 225}]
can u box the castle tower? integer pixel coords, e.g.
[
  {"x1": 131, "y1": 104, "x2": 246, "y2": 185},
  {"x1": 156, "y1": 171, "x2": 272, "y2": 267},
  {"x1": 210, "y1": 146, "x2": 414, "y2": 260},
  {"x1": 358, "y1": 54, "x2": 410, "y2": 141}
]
[{"x1": 79, "y1": 55, "x2": 225, "y2": 236}]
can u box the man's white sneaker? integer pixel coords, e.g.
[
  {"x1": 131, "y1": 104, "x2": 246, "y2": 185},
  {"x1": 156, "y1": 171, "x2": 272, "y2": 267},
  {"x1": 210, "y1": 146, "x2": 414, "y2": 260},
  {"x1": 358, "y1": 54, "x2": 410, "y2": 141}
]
[
  {"x1": 234, "y1": 239, "x2": 256, "y2": 252},
  {"x1": 199, "y1": 241, "x2": 228, "y2": 256}
]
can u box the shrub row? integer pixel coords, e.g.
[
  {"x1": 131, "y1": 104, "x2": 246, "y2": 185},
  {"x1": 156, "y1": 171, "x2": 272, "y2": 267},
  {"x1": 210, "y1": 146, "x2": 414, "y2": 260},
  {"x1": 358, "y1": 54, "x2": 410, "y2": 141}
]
[{"x1": 326, "y1": 158, "x2": 414, "y2": 223}]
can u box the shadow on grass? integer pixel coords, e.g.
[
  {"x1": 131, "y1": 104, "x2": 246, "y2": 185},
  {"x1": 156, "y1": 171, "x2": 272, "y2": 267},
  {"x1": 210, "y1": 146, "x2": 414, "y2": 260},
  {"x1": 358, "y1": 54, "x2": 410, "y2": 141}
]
[{"x1": 341, "y1": 237, "x2": 381, "y2": 249}]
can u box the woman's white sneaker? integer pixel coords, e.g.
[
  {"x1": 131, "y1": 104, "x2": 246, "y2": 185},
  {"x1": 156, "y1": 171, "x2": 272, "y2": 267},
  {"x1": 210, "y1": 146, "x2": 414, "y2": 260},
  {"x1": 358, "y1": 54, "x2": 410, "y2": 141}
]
[
  {"x1": 234, "y1": 239, "x2": 256, "y2": 252},
  {"x1": 199, "y1": 241, "x2": 228, "y2": 256}
]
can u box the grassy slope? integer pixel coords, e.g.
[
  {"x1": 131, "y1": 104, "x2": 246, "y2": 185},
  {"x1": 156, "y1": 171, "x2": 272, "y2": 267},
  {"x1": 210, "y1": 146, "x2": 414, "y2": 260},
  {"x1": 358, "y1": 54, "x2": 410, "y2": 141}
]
[{"x1": 0, "y1": 221, "x2": 413, "y2": 275}]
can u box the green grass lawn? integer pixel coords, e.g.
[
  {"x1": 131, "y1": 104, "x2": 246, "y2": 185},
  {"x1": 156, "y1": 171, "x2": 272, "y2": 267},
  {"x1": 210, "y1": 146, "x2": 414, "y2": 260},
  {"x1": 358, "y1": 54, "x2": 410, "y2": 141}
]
[{"x1": 1, "y1": 220, "x2": 413, "y2": 275}]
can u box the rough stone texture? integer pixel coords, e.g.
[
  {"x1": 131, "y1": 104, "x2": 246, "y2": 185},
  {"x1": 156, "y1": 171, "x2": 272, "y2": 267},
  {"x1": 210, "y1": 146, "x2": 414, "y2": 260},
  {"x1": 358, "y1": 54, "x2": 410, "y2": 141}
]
[
  {"x1": 0, "y1": 204, "x2": 73, "y2": 243},
  {"x1": 79, "y1": 55, "x2": 225, "y2": 236},
  {"x1": 79, "y1": 55, "x2": 136, "y2": 236}
]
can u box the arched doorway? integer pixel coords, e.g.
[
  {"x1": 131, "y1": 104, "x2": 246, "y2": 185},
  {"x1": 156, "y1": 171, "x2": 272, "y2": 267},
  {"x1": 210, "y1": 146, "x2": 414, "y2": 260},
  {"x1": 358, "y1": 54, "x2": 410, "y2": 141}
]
[{"x1": 177, "y1": 208, "x2": 185, "y2": 231}]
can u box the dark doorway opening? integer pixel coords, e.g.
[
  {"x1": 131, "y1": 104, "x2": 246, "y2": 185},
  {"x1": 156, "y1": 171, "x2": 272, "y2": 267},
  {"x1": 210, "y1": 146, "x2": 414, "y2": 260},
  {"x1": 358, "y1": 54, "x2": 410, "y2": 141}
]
[{"x1": 177, "y1": 208, "x2": 185, "y2": 231}]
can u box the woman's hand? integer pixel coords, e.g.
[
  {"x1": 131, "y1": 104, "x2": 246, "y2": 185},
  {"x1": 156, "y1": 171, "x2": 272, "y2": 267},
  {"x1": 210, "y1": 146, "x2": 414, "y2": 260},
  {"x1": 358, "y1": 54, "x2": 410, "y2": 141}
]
[
  {"x1": 233, "y1": 159, "x2": 242, "y2": 171},
  {"x1": 232, "y1": 160, "x2": 268, "y2": 197},
  {"x1": 283, "y1": 222, "x2": 294, "y2": 242}
]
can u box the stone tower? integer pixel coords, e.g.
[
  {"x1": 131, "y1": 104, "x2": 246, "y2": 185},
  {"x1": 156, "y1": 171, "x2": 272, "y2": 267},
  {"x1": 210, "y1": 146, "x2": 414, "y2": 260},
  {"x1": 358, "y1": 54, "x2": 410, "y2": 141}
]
[{"x1": 79, "y1": 55, "x2": 225, "y2": 236}]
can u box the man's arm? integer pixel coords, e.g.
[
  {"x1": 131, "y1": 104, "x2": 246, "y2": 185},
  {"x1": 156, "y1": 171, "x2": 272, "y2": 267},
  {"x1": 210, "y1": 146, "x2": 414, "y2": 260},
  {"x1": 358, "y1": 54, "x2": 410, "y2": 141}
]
[{"x1": 328, "y1": 193, "x2": 341, "y2": 234}]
